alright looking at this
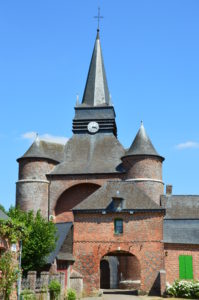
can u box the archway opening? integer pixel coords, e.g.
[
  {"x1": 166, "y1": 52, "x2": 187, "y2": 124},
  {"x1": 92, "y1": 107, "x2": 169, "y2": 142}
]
[
  {"x1": 55, "y1": 183, "x2": 100, "y2": 222},
  {"x1": 100, "y1": 251, "x2": 141, "y2": 292},
  {"x1": 100, "y1": 260, "x2": 110, "y2": 289}
]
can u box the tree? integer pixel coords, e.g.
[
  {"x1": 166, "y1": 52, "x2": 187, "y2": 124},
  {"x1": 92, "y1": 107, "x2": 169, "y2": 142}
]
[{"x1": 8, "y1": 207, "x2": 57, "y2": 272}]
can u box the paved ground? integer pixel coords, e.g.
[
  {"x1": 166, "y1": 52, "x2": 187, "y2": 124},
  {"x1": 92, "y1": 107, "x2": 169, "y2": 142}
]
[{"x1": 82, "y1": 292, "x2": 184, "y2": 300}]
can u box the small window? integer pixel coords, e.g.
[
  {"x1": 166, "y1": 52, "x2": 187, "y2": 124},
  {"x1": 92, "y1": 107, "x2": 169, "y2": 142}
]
[
  {"x1": 113, "y1": 198, "x2": 123, "y2": 211},
  {"x1": 114, "y1": 219, "x2": 123, "y2": 234},
  {"x1": 179, "y1": 255, "x2": 193, "y2": 280}
]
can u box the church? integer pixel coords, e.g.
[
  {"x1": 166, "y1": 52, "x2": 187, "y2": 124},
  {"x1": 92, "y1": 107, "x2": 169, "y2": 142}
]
[{"x1": 16, "y1": 28, "x2": 199, "y2": 296}]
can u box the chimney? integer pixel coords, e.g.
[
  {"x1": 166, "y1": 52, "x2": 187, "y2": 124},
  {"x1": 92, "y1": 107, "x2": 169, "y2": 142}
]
[{"x1": 166, "y1": 185, "x2": 173, "y2": 195}]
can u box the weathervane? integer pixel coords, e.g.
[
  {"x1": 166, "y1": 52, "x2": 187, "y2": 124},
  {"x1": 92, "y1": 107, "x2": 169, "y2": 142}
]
[{"x1": 94, "y1": 7, "x2": 103, "y2": 30}]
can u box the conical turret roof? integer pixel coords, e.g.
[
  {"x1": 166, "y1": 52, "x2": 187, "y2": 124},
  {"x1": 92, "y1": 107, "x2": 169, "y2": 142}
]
[
  {"x1": 81, "y1": 30, "x2": 110, "y2": 106},
  {"x1": 17, "y1": 135, "x2": 65, "y2": 163},
  {"x1": 124, "y1": 122, "x2": 164, "y2": 160}
]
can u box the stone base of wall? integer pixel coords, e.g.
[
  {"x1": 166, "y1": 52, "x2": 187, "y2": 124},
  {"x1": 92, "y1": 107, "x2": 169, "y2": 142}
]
[{"x1": 119, "y1": 280, "x2": 140, "y2": 290}]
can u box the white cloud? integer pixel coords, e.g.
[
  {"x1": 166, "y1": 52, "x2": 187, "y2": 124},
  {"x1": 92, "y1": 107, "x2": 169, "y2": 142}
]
[
  {"x1": 175, "y1": 141, "x2": 199, "y2": 150},
  {"x1": 22, "y1": 131, "x2": 37, "y2": 140},
  {"x1": 21, "y1": 131, "x2": 68, "y2": 144}
]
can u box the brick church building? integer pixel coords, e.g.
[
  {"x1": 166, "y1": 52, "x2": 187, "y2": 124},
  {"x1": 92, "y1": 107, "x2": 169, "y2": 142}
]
[{"x1": 16, "y1": 29, "x2": 199, "y2": 296}]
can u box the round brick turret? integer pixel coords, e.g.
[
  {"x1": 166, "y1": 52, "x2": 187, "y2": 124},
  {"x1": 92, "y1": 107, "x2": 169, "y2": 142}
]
[
  {"x1": 16, "y1": 137, "x2": 64, "y2": 218},
  {"x1": 122, "y1": 123, "x2": 164, "y2": 205}
]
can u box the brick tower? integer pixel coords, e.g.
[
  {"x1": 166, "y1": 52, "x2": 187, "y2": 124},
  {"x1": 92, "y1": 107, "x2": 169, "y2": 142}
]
[
  {"x1": 16, "y1": 135, "x2": 64, "y2": 218},
  {"x1": 122, "y1": 122, "x2": 165, "y2": 204}
]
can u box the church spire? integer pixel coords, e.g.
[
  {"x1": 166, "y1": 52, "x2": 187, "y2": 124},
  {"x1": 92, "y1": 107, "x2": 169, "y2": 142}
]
[{"x1": 81, "y1": 30, "x2": 110, "y2": 106}]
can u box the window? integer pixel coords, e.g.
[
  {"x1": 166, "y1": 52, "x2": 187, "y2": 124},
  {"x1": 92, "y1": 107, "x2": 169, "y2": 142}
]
[
  {"x1": 114, "y1": 219, "x2": 123, "y2": 234},
  {"x1": 179, "y1": 255, "x2": 193, "y2": 280},
  {"x1": 113, "y1": 198, "x2": 124, "y2": 211}
]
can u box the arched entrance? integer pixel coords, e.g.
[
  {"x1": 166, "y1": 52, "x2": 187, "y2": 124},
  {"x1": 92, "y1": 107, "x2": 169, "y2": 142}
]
[
  {"x1": 54, "y1": 183, "x2": 100, "y2": 222},
  {"x1": 100, "y1": 250, "x2": 141, "y2": 291},
  {"x1": 100, "y1": 260, "x2": 110, "y2": 289}
]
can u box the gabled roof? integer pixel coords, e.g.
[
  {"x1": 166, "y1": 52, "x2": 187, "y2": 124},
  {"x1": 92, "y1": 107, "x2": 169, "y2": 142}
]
[
  {"x1": 47, "y1": 222, "x2": 73, "y2": 264},
  {"x1": 161, "y1": 195, "x2": 199, "y2": 219},
  {"x1": 81, "y1": 30, "x2": 110, "y2": 107},
  {"x1": 73, "y1": 181, "x2": 165, "y2": 212},
  {"x1": 18, "y1": 136, "x2": 65, "y2": 163},
  {"x1": 124, "y1": 122, "x2": 164, "y2": 161},
  {"x1": 50, "y1": 133, "x2": 125, "y2": 175}
]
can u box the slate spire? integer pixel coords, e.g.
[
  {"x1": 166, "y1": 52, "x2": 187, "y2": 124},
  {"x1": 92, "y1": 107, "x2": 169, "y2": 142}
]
[
  {"x1": 125, "y1": 122, "x2": 164, "y2": 160},
  {"x1": 81, "y1": 30, "x2": 110, "y2": 106}
]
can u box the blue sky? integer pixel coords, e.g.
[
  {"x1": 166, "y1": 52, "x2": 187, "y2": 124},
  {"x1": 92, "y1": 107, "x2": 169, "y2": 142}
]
[{"x1": 0, "y1": 0, "x2": 199, "y2": 210}]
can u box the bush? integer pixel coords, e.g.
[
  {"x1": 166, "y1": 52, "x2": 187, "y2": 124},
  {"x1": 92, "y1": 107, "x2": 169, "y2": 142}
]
[
  {"x1": 65, "y1": 288, "x2": 76, "y2": 300},
  {"x1": 21, "y1": 289, "x2": 36, "y2": 300},
  {"x1": 48, "y1": 279, "x2": 61, "y2": 300},
  {"x1": 166, "y1": 280, "x2": 199, "y2": 298},
  {"x1": 0, "y1": 250, "x2": 19, "y2": 300}
]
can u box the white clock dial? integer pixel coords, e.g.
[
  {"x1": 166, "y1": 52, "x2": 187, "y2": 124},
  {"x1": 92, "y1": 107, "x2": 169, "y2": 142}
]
[{"x1": 87, "y1": 121, "x2": 99, "y2": 133}]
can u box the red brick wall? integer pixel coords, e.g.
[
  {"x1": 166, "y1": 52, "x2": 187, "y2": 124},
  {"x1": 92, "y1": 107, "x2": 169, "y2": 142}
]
[
  {"x1": 123, "y1": 156, "x2": 164, "y2": 204},
  {"x1": 124, "y1": 156, "x2": 163, "y2": 180},
  {"x1": 19, "y1": 158, "x2": 56, "y2": 180},
  {"x1": 164, "y1": 243, "x2": 199, "y2": 284},
  {"x1": 118, "y1": 256, "x2": 140, "y2": 281},
  {"x1": 55, "y1": 183, "x2": 100, "y2": 222},
  {"x1": 49, "y1": 174, "x2": 122, "y2": 216},
  {"x1": 73, "y1": 212, "x2": 164, "y2": 295},
  {"x1": 16, "y1": 181, "x2": 49, "y2": 217},
  {"x1": 134, "y1": 181, "x2": 164, "y2": 205},
  {"x1": 122, "y1": 156, "x2": 164, "y2": 205},
  {"x1": 17, "y1": 158, "x2": 56, "y2": 217}
]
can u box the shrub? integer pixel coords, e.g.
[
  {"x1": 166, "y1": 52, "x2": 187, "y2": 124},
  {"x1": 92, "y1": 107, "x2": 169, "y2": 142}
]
[
  {"x1": 166, "y1": 280, "x2": 199, "y2": 298},
  {"x1": 65, "y1": 288, "x2": 76, "y2": 300},
  {"x1": 0, "y1": 250, "x2": 19, "y2": 300},
  {"x1": 21, "y1": 289, "x2": 36, "y2": 300},
  {"x1": 48, "y1": 279, "x2": 61, "y2": 300}
]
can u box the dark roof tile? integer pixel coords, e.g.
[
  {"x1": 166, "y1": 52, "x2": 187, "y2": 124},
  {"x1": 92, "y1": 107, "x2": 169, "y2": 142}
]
[
  {"x1": 18, "y1": 138, "x2": 65, "y2": 163},
  {"x1": 124, "y1": 123, "x2": 164, "y2": 160},
  {"x1": 73, "y1": 180, "x2": 164, "y2": 211},
  {"x1": 162, "y1": 195, "x2": 199, "y2": 219},
  {"x1": 164, "y1": 219, "x2": 199, "y2": 244},
  {"x1": 50, "y1": 133, "x2": 125, "y2": 175}
]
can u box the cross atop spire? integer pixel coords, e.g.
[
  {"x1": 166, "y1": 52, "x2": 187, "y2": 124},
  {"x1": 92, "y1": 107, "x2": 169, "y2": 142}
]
[
  {"x1": 81, "y1": 26, "x2": 110, "y2": 106},
  {"x1": 94, "y1": 7, "x2": 103, "y2": 31}
]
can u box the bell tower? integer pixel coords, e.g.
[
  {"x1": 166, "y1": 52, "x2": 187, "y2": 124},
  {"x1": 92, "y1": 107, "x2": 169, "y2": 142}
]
[{"x1": 72, "y1": 30, "x2": 117, "y2": 136}]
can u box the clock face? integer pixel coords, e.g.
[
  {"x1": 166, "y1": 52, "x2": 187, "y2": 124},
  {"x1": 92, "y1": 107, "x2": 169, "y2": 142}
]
[{"x1": 87, "y1": 121, "x2": 99, "y2": 133}]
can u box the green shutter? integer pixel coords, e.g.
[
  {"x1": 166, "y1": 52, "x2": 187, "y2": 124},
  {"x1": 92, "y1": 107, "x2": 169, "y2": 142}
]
[
  {"x1": 179, "y1": 256, "x2": 186, "y2": 279},
  {"x1": 185, "y1": 256, "x2": 193, "y2": 279},
  {"x1": 179, "y1": 255, "x2": 193, "y2": 280}
]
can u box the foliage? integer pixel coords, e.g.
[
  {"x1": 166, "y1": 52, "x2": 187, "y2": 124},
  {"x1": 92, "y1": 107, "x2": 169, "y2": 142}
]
[
  {"x1": 65, "y1": 288, "x2": 76, "y2": 300},
  {"x1": 48, "y1": 279, "x2": 61, "y2": 300},
  {"x1": 20, "y1": 289, "x2": 36, "y2": 300},
  {"x1": 8, "y1": 207, "x2": 57, "y2": 272},
  {"x1": 0, "y1": 218, "x2": 28, "y2": 243},
  {"x1": 166, "y1": 280, "x2": 199, "y2": 298},
  {"x1": 0, "y1": 250, "x2": 19, "y2": 300}
]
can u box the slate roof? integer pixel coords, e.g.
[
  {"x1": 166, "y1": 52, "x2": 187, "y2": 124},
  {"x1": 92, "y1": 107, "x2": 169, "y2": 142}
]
[
  {"x1": 81, "y1": 30, "x2": 110, "y2": 107},
  {"x1": 161, "y1": 195, "x2": 199, "y2": 219},
  {"x1": 73, "y1": 180, "x2": 165, "y2": 212},
  {"x1": 164, "y1": 220, "x2": 199, "y2": 244},
  {"x1": 123, "y1": 122, "x2": 164, "y2": 161},
  {"x1": 18, "y1": 137, "x2": 65, "y2": 163},
  {"x1": 47, "y1": 222, "x2": 73, "y2": 264},
  {"x1": 0, "y1": 209, "x2": 9, "y2": 220},
  {"x1": 50, "y1": 133, "x2": 125, "y2": 175}
]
